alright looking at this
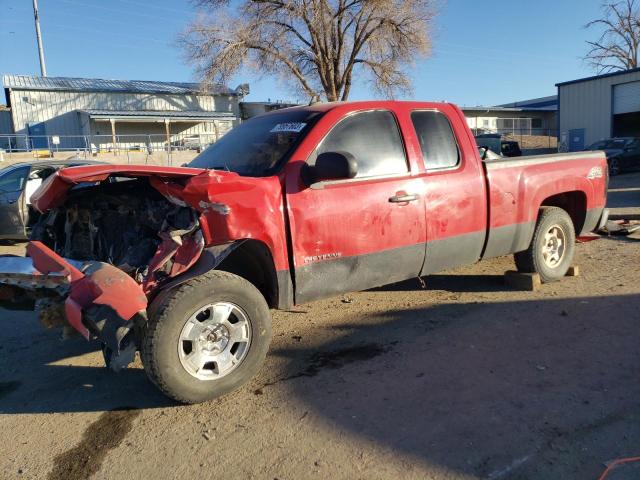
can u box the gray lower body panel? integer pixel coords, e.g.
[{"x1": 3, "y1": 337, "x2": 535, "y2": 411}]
[
  {"x1": 421, "y1": 231, "x2": 486, "y2": 276},
  {"x1": 482, "y1": 221, "x2": 536, "y2": 260},
  {"x1": 294, "y1": 243, "x2": 425, "y2": 305},
  {"x1": 582, "y1": 207, "x2": 607, "y2": 234}
]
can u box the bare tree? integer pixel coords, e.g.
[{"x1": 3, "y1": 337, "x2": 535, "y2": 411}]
[
  {"x1": 585, "y1": 0, "x2": 640, "y2": 73},
  {"x1": 181, "y1": 0, "x2": 437, "y2": 101}
]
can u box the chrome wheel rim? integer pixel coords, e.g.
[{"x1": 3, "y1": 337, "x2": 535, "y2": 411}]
[
  {"x1": 542, "y1": 225, "x2": 566, "y2": 268},
  {"x1": 178, "y1": 302, "x2": 252, "y2": 381}
]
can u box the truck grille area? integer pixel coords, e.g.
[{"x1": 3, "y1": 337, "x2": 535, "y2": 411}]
[{"x1": 30, "y1": 178, "x2": 199, "y2": 278}]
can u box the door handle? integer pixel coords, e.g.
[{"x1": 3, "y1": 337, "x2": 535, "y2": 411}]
[{"x1": 388, "y1": 194, "x2": 419, "y2": 203}]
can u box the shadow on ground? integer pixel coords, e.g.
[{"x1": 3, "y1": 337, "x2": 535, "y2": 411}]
[
  {"x1": 0, "y1": 309, "x2": 171, "y2": 414},
  {"x1": 373, "y1": 274, "x2": 507, "y2": 293},
  {"x1": 270, "y1": 292, "x2": 640, "y2": 479}
]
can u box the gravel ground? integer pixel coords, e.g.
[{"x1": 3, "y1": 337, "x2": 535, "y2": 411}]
[{"x1": 0, "y1": 232, "x2": 639, "y2": 480}]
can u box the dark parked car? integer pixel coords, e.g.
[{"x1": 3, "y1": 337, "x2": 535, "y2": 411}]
[
  {"x1": 587, "y1": 137, "x2": 640, "y2": 176},
  {"x1": 475, "y1": 133, "x2": 522, "y2": 157},
  {"x1": 0, "y1": 159, "x2": 103, "y2": 241}
]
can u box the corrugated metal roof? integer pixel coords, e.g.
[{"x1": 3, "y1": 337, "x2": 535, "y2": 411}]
[
  {"x1": 496, "y1": 95, "x2": 558, "y2": 110},
  {"x1": 3, "y1": 74, "x2": 241, "y2": 96},
  {"x1": 78, "y1": 110, "x2": 235, "y2": 120},
  {"x1": 556, "y1": 67, "x2": 640, "y2": 87}
]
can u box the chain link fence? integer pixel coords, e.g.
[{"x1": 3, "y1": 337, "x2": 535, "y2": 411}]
[
  {"x1": 0, "y1": 132, "x2": 220, "y2": 165},
  {"x1": 470, "y1": 128, "x2": 558, "y2": 154}
]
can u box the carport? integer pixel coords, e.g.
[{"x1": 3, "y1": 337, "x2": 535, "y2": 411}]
[{"x1": 78, "y1": 109, "x2": 236, "y2": 153}]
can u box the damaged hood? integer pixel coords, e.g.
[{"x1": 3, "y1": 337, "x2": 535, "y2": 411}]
[{"x1": 30, "y1": 164, "x2": 241, "y2": 212}]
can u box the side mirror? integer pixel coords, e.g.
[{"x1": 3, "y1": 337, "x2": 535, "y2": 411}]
[
  {"x1": 302, "y1": 151, "x2": 358, "y2": 185},
  {"x1": 478, "y1": 146, "x2": 489, "y2": 160}
]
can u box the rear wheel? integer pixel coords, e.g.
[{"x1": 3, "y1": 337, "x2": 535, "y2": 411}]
[
  {"x1": 514, "y1": 207, "x2": 575, "y2": 283},
  {"x1": 141, "y1": 270, "x2": 272, "y2": 404}
]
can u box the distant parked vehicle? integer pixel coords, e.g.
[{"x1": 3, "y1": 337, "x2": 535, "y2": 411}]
[
  {"x1": 0, "y1": 159, "x2": 104, "y2": 241},
  {"x1": 587, "y1": 137, "x2": 640, "y2": 176},
  {"x1": 167, "y1": 135, "x2": 203, "y2": 152},
  {"x1": 475, "y1": 133, "x2": 522, "y2": 157}
]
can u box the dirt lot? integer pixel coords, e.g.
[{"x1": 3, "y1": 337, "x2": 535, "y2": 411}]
[{"x1": 0, "y1": 227, "x2": 639, "y2": 479}]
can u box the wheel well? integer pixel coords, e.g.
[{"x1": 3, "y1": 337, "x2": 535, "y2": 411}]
[
  {"x1": 215, "y1": 240, "x2": 278, "y2": 308},
  {"x1": 540, "y1": 191, "x2": 587, "y2": 234}
]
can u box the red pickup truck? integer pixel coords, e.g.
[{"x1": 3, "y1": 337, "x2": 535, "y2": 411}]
[{"x1": 0, "y1": 101, "x2": 608, "y2": 403}]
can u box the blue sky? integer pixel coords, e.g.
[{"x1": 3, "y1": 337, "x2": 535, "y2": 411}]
[{"x1": 0, "y1": 0, "x2": 605, "y2": 106}]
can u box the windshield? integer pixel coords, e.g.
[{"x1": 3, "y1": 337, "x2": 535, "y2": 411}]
[
  {"x1": 589, "y1": 139, "x2": 631, "y2": 150},
  {"x1": 189, "y1": 109, "x2": 323, "y2": 176}
]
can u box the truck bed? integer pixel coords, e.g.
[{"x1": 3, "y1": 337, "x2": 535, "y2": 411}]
[{"x1": 481, "y1": 151, "x2": 608, "y2": 259}]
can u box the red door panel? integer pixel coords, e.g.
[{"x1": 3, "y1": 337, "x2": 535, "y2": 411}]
[{"x1": 287, "y1": 176, "x2": 426, "y2": 303}]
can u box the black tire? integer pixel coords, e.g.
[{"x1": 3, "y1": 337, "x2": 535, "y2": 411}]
[
  {"x1": 141, "y1": 270, "x2": 272, "y2": 404},
  {"x1": 514, "y1": 207, "x2": 576, "y2": 283},
  {"x1": 608, "y1": 157, "x2": 621, "y2": 176}
]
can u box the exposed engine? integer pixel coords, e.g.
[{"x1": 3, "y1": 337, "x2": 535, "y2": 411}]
[{"x1": 31, "y1": 178, "x2": 200, "y2": 284}]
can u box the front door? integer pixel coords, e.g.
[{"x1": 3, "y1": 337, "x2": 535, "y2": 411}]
[
  {"x1": 0, "y1": 165, "x2": 30, "y2": 240},
  {"x1": 28, "y1": 122, "x2": 48, "y2": 150},
  {"x1": 285, "y1": 109, "x2": 426, "y2": 304},
  {"x1": 569, "y1": 128, "x2": 585, "y2": 152}
]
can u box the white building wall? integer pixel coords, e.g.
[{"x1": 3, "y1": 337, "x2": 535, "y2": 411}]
[{"x1": 8, "y1": 89, "x2": 241, "y2": 137}]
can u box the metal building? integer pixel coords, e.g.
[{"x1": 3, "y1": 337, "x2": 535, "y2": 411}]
[
  {"x1": 0, "y1": 105, "x2": 11, "y2": 136},
  {"x1": 557, "y1": 68, "x2": 640, "y2": 151},
  {"x1": 462, "y1": 95, "x2": 557, "y2": 136},
  {"x1": 2, "y1": 74, "x2": 248, "y2": 152}
]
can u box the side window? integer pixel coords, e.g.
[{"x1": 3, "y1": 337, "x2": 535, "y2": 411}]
[
  {"x1": 411, "y1": 111, "x2": 460, "y2": 170},
  {"x1": 0, "y1": 166, "x2": 30, "y2": 193},
  {"x1": 316, "y1": 110, "x2": 407, "y2": 178}
]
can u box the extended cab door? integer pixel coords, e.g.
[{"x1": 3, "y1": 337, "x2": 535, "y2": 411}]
[
  {"x1": 409, "y1": 108, "x2": 488, "y2": 275},
  {"x1": 285, "y1": 109, "x2": 426, "y2": 304}
]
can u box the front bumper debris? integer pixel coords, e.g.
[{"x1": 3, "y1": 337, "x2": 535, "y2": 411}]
[{"x1": 0, "y1": 241, "x2": 148, "y2": 370}]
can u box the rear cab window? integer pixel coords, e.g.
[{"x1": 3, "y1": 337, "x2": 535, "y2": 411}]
[
  {"x1": 314, "y1": 110, "x2": 408, "y2": 179},
  {"x1": 411, "y1": 111, "x2": 460, "y2": 171}
]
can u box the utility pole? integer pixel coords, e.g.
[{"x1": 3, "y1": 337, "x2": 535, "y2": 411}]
[{"x1": 32, "y1": 0, "x2": 47, "y2": 76}]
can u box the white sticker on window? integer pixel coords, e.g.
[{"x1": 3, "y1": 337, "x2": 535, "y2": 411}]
[{"x1": 270, "y1": 122, "x2": 307, "y2": 133}]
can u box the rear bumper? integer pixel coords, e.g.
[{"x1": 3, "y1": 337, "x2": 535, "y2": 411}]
[
  {"x1": 582, "y1": 207, "x2": 610, "y2": 234},
  {"x1": 0, "y1": 241, "x2": 148, "y2": 368},
  {"x1": 596, "y1": 208, "x2": 610, "y2": 231}
]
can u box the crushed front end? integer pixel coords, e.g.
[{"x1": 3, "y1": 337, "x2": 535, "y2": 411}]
[{"x1": 0, "y1": 172, "x2": 205, "y2": 370}]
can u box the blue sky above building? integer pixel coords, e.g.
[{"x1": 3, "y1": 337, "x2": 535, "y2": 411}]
[{"x1": 0, "y1": 0, "x2": 605, "y2": 106}]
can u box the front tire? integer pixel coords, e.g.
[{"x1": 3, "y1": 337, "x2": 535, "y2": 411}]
[
  {"x1": 141, "y1": 270, "x2": 272, "y2": 404},
  {"x1": 514, "y1": 207, "x2": 575, "y2": 283}
]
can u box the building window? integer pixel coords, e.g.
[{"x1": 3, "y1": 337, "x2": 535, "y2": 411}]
[{"x1": 531, "y1": 118, "x2": 543, "y2": 129}]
